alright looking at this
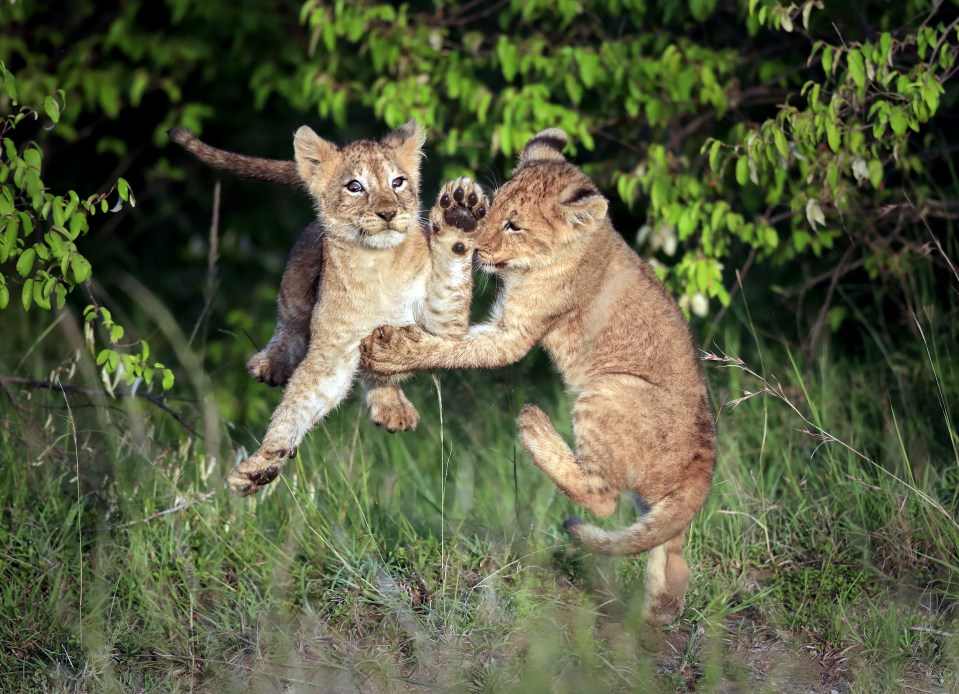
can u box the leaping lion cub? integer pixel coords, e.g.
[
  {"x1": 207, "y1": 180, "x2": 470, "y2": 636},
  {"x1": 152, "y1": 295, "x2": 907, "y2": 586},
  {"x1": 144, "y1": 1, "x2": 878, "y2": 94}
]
[
  {"x1": 215, "y1": 120, "x2": 488, "y2": 495},
  {"x1": 360, "y1": 129, "x2": 716, "y2": 626}
]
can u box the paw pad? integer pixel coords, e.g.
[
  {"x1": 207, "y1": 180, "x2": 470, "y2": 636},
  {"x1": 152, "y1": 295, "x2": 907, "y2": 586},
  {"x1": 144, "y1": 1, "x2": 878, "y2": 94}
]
[
  {"x1": 246, "y1": 465, "x2": 279, "y2": 486},
  {"x1": 435, "y1": 178, "x2": 489, "y2": 234}
]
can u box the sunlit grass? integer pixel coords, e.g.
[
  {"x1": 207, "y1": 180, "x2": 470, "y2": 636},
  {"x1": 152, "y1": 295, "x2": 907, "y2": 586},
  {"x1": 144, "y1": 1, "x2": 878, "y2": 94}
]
[{"x1": 0, "y1": 300, "x2": 957, "y2": 692}]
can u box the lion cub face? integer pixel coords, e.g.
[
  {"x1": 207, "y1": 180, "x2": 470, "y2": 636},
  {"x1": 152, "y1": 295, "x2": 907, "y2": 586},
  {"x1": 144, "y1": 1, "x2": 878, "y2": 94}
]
[
  {"x1": 475, "y1": 130, "x2": 608, "y2": 273},
  {"x1": 293, "y1": 121, "x2": 426, "y2": 249}
]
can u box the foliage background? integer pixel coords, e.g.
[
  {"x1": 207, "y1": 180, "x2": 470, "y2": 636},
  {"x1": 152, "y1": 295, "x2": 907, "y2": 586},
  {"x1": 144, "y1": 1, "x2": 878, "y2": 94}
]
[
  {"x1": 1, "y1": 0, "x2": 958, "y2": 690},
  {"x1": 4, "y1": 0, "x2": 958, "y2": 388}
]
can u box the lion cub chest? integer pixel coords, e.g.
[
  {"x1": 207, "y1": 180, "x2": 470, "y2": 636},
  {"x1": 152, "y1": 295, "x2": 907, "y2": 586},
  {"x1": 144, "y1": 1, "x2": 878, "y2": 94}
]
[{"x1": 318, "y1": 237, "x2": 432, "y2": 339}]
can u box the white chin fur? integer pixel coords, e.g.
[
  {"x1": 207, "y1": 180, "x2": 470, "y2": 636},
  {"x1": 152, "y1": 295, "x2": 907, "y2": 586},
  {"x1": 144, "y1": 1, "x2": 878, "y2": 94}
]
[{"x1": 361, "y1": 230, "x2": 407, "y2": 249}]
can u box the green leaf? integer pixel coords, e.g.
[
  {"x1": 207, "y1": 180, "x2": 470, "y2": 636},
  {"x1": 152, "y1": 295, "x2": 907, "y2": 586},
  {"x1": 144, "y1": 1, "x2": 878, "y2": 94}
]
[
  {"x1": 889, "y1": 109, "x2": 907, "y2": 136},
  {"x1": 780, "y1": 10, "x2": 793, "y2": 33},
  {"x1": 23, "y1": 147, "x2": 42, "y2": 171},
  {"x1": 735, "y1": 156, "x2": 749, "y2": 185},
  {"x1": 0, "y1": 216, "x2": 19, "y2": 263},
  {"x1": 773, "y1": 127, "x2": 789, "y2": 158},
  {"x1": 2, "y1": 71, "x2": 16, "y2": 102},
  {"x1": 71, "y1": 255, "x2": 92, "y2": 284},
  {"x1": 708, "y1": 140, "x2": 722, "y2": 172},
  {"x1": 34, "y1": 278, "x2": 51, "y2": 309},
  {"x1": 44, "y1": 95, "x2": 60, "y2": 124},
  {"x1": 162, "y1": 369, "x2": 175, "y2": 390},
  {"x1": 828, "y1": 306, "x2": 846, "y2": 332},
  {"x1": 496, "y1": 38, "x2": 519, "y2": 82},
  {"x1": 847, "y1": 50, "x2": 866, "y2": 89},
  {"x1": 879, "y1": 32, "x2": 892, "y2": 65},
  {"x1": 764, "y1": 226, "x2": 779, "y2": 248},
  {"x1": 826, "y1": 121, "x2": 841, "y2": 152},
  {"x1": 0, "y1": 282, "x2": 8, "y2": 310},
  {"x1": 689, "y1": 0, "x2": 717, "y2": 22},
  {"x1": 22, "y1": 279, "x2": 33, "y2": 310},
  {"x1": 921, "y1": 82, "x2": 940, "y2": 113},
  {"x1": 821, "y1": 46, "x2": 833, "y2": 75},
  {"x1": 16, "y1": 247, "x2": 35, "y2": 277},
  {"x1": 868, "y1": 159, "x2": 883, "y2": 188},
  {"x1": 577, "y1": 51, "x2": 599, "y2": 88}
]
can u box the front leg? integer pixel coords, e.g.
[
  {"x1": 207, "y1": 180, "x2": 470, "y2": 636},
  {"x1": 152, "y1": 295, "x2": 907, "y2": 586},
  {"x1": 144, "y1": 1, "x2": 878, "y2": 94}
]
[
  {"x1": 359, "y1": 321, "x2": 540, "y2": 376},
  {"x1": 418, "y1": 177, "x2": 488, "y2": 337},
  {"x1": 228, "y1": 343, "x2": 359, "y2": 495}
]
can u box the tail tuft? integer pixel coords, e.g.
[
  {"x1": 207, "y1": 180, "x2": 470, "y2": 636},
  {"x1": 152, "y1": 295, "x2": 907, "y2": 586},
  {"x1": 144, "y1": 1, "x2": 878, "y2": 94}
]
[
  {"x1": 562, "y1": 516, "x2": 586, "y2": 534},
  {"x1": 167, "y1": 127, "x2": 194, "y2": 146}
]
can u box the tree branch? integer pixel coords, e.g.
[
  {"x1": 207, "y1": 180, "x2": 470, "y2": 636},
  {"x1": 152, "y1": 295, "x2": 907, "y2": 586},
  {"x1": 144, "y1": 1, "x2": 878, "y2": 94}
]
[{"x1": 0, "y1": 375, "x2": 201, "y2": 438}]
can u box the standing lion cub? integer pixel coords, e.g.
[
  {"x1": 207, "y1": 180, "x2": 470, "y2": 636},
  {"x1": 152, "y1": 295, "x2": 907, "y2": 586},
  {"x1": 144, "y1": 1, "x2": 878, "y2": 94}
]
[{"x1": 360, "y1": 129, "x2": 716, "y2": 626}]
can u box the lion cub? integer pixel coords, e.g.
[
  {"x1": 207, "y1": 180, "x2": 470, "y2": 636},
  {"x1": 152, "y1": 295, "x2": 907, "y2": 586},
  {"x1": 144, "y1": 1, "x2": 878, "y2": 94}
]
[
  {"x1": 171, "y1": 124, "x2": 425, "y2": 434},
  {"x1": 360, "y1": 129, "x2": 715, "y2": 626},
  {"x1": 224, "y1": 119, "x2": 488, "y2": 495}
]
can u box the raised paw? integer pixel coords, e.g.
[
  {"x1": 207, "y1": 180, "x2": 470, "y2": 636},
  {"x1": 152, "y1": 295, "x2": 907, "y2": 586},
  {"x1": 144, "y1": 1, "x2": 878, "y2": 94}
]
[
  {"x1": 226, "y1": 448, "x2": 293, "y2": 496},
  {"x1": 359, "y1": 325, "x2": 426, "y2": 376},
  {"x1": 430, "y1": 177, "x2": 489, "y2": 253}
]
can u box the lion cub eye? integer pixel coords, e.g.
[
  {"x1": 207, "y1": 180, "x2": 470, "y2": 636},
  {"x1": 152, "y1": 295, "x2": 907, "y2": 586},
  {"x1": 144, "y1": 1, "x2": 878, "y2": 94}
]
[
  {"x1": 345, "y1": 180, "x2": 364, "y2": 194},
  {"x1": 504, "y1": 220, "x2": 522, "y2": 232},
  {"x1": 391, "y1": 176, "x2": 406, "y2": 190}
]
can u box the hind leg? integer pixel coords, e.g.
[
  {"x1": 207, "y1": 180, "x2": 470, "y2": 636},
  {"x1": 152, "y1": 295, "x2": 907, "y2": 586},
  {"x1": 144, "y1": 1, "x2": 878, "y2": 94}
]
[
  {"x1": 248, "y1": 224, "x2": 323, "y2": 387},
  {"x1": 517, "y1": 403, "x2": 617, "y2": 518},
  {"x1": 642, "y1": 530, "x2": 690, "y2": 626}
]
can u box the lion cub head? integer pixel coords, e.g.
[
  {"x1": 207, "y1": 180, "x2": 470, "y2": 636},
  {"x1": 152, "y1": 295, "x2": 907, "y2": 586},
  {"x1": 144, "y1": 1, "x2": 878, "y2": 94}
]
[
  {"x1": 293, "y1": 120, "x2": 426, "y2": 249},
  {"x1": 475, "y1": 129, "x2": 609, "y2": 272}
]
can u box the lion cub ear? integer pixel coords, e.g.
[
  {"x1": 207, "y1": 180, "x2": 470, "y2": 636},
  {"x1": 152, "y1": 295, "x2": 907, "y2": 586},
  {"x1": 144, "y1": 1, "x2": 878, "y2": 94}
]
[
  {"x1": 293, "y1": 126, "x2": 341, "y2": 185},
  {"x1": 558, "y1": 184, "x2": 608, "y2": 228},
  {"x1": 381, "y1": 119, "x2": 427, "y2": 174},
  {"x1": 516, "y1": 128, "x2": 568, "y2": 171}
]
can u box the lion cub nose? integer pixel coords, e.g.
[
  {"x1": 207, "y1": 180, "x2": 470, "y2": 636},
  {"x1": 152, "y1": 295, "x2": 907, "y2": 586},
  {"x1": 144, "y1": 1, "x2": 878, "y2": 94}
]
[{"x1": 376, "y1": 209, "x2": 397, "y2": 222}]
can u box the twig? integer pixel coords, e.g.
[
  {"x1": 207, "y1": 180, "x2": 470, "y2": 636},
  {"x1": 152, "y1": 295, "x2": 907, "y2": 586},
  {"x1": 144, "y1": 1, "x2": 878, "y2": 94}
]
[
  {"x1": 0, "y1": 374, "x2": 201, "y2": 438},
  {"x1": 807, "y1": 242, "x2": 856, "y2": 352},
  {"x1": 189, "y1": 179, "x2": 222, "y2": 348},
  {"x1": 706, "y1": 248, "x2": 757, "y2": 341},
  {"x1": 0, "y1": 379, "x2": 23, "y2": 411},
  {"x1": 98, "y1": 491, "x2": 217, "y2": 531}
]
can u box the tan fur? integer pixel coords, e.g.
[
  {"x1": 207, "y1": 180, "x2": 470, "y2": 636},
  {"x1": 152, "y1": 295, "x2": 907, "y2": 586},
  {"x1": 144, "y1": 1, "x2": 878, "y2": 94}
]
[
  {"x1": 169, "y1": 127, "x2": 305, "y2": 189},
  {"x1": 225, "y1": 122, "x2": 489, "y2": 496},
  {"x1": 171, "y1": 123, "x2": 483, "y2": 436},
  {"x1": 360, "y1": 129, "x2": 715, "y2": 626}
]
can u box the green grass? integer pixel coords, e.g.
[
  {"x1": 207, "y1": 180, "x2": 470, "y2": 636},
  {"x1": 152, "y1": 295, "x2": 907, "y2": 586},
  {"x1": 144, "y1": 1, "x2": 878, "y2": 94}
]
[{"x1": 0, "y1": 303, "x2": 957, "y2": 692}]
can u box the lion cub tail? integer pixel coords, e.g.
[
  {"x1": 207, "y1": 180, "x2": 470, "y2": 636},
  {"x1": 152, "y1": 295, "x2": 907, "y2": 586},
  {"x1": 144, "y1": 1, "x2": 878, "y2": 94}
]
[
  {"x1": 168, "y1": 127, "x2": 305, "y2": 191},
  {"x1": 563, "y1": 477, "x2": 711, "y2": 556}
]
